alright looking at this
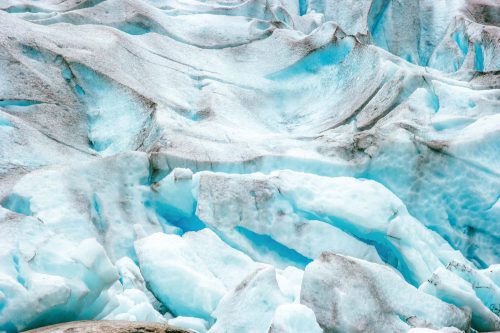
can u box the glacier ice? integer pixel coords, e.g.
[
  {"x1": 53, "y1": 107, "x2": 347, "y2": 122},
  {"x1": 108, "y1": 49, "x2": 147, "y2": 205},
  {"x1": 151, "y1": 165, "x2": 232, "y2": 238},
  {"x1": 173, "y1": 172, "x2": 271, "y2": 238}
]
[
  {"x1": 0, "y1": 208, "x2": 119, "y2": 331},
  {"x1": 168, "y1": 316, "x2": 209, "y2": 333},
  {"x1": 300, "y1": 252, "x2": 470, "y2": 332},
  {"x1": 420, "y1": 262, "x2": 500, "y2": 331},
  {"x1": 269, "y1": 303, "x2": 323, "y2": 333},
  {"x1": 0, "y1": 0, "x2": 499, "y2": 332},
  {"x1": 209, "y1": 266, "x2": 288, "y2": 333},
  {"x1": 135, "y1": 231, "x2": 231, "y2": 320}
]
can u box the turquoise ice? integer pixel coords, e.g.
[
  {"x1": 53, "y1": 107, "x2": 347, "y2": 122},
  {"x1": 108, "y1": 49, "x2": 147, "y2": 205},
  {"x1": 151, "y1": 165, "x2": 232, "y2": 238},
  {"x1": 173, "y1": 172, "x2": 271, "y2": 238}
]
[{"x1": 0, "y1": 0, "x2": 499, "y2": 332}]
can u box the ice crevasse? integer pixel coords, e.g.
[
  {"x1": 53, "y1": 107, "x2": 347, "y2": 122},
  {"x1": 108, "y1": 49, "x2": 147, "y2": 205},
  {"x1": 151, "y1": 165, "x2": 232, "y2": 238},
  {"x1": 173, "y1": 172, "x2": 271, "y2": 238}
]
[{"x1": 0, "y1": 0, "x2": 499, "y2": 332}]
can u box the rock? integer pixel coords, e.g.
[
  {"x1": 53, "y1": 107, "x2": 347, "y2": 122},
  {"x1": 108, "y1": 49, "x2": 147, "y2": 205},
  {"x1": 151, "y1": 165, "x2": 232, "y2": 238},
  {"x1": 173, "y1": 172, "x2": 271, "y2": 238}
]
[{"x1": 22, "y1": 320, "x2": 190, "y2": 333}]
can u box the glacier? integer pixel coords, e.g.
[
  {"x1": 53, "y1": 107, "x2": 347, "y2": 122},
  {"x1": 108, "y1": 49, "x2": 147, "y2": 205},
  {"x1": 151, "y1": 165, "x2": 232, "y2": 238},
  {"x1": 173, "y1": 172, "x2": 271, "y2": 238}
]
[{"x1": 0, "y1": 0, "x2": 499, "y2": 332}]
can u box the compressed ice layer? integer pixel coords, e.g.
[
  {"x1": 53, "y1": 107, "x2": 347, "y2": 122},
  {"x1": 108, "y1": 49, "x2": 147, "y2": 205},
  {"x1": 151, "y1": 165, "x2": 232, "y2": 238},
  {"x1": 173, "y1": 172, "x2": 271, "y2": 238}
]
[
  {"x1": 191, "y1": 169, "x2": 470, "y2": 285},
  {"x1": 0, "y1": 0, "x2": 499, "y2": 331}
]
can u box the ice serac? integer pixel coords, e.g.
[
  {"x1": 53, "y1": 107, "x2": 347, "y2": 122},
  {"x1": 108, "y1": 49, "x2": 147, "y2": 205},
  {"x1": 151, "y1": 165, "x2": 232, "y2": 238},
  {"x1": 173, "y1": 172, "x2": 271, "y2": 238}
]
[
  {"x1": 134, "y1": 228, "x2": 269, "y2": 321},
  {"x1": 300, "y1": 253, "x2": 470, "y2": 333},
  {"x1": 0, "y1": 0, "x2": 499, "y2": 332},
  {"x1": 193, "y1": 170, "x2": 470, "y2": 285},
  {"x1": 103, "y1": 257, "x2": 166, "y2": 322},
  {"x1": 0, "y1": 208, "x2": 118, "y2": 332},
  {"x1": 420, "y1": 262, "x2": 500, "y2": 331}
]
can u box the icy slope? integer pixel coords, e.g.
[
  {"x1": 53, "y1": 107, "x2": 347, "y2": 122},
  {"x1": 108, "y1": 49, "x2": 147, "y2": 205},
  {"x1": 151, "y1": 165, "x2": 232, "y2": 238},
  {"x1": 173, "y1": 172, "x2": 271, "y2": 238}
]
[{"x1": 0, "y1": 0, "x2": 499, "y2": 332}]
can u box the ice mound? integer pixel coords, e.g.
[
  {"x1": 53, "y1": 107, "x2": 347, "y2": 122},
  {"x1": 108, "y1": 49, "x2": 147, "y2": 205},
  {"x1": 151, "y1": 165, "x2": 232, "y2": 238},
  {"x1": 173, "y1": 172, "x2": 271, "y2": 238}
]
[
  {"x1": 301, "y1": 252, "x2": 470, "y2": 332},
  {"x1": 0, "y1": 0, "x2": 499, "y2": 331}
]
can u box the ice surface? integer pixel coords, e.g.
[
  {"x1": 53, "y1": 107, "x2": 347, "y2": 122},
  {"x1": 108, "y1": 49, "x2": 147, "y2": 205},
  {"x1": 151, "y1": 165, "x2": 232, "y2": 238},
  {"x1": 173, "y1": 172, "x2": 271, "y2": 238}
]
[
  {"x1": 0, "y1": 208, "x2": 119, "y2": 332},
  {"x1": 168, "y1": 316, "x2": 209, "y2": 333},
  {"x1": 407, "y1": 328, "x2": 464, "y2": 333},
  {"x1": 0, "y1": 0, "x2": 499, "y2": 331},
  {"x1": 268, "y1": 303, "x2": 323, "y2": 333},
  {"x1": 420, "y1": 261, "x2": 500, "y2": 331},
  {"x1": 135, "y1": 232, "x2": 227, "y2": 320},
  {"x1": 208, "y1": 267, "x2": 288, "y2": 333},
  {"x1": 193, "y1": 170, "x2": 470, "y2": 285},
  {"x1": 300, "y1": 253, "x2": 470, "y2": 332},
  {"x1": 2, "y1": 152, "x2": 161, "y2": 261}
]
